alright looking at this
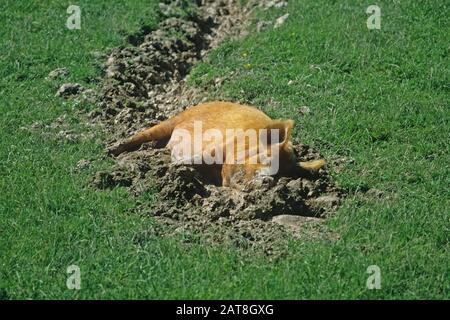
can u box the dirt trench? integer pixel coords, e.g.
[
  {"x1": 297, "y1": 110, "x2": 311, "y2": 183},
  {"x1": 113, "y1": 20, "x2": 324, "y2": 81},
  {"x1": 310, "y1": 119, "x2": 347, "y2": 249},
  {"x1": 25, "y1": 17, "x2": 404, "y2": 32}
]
[{"x1": 67, "y1": 0, "x2": 342, "y2": 255}]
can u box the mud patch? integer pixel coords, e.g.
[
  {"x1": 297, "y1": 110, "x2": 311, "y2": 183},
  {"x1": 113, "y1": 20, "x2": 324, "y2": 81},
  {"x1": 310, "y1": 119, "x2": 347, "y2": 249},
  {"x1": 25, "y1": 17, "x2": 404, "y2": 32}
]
[
  {"x1": 83, "y1": 0, "x2": 342, "y2": 255},
  {"x1": 20, "y1": 114, "x2": 95, "y2": 143},
  {"x1": 92, "y1": 143, "x2": 341, "y2": 255}
]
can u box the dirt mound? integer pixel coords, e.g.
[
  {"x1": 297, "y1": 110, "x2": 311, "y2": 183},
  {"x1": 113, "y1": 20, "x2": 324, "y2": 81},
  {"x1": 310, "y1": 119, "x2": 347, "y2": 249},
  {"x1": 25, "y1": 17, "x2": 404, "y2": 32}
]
[
  {"x1": 86, "y1": 0, "x2": 342, "y2": 255},
  {"x1": 92, "y1": 142, "x2": 341, "y2": 255}
]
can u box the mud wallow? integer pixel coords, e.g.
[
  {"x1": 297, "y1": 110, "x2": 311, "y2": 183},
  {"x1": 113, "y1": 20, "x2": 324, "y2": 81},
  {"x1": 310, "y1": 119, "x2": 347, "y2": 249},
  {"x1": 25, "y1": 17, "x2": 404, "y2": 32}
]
[{"x1": 77, "y1": 0, "x2": 343, "y2": 255}]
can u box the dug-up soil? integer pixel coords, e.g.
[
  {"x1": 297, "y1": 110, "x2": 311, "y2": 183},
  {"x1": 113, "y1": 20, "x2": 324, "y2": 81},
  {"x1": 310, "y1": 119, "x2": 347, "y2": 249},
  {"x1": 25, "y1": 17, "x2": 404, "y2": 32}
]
[{"x1": 57, "y1": 0, "x2": 343, "y2": 256}]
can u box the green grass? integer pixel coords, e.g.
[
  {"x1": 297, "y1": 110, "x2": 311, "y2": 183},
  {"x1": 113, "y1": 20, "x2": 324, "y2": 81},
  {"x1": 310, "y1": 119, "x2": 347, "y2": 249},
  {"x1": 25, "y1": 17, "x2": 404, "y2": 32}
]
[{"x1": 1, "y1": 0, "x2": 449, "y2": 299}]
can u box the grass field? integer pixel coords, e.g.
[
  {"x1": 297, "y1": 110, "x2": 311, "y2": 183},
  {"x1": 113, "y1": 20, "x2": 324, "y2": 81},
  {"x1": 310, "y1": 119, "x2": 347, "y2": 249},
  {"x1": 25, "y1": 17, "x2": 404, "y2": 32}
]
[{"x1": 0, "y1": 0, "x2": 448, "y2": 299}]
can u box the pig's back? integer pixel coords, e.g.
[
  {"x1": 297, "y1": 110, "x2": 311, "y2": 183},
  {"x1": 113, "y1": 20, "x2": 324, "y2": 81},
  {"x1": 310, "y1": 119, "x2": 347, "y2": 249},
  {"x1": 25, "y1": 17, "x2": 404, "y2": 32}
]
[{"x1": 172, "y1": 101, "x2": 273, "y2": 133}]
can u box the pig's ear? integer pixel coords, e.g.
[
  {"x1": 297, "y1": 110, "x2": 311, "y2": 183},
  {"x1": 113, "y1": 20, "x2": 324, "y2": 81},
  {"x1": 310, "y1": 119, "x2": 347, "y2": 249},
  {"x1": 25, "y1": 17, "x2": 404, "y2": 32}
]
[{"x1": 262, "y1": 119, "x2": 294, "y2": 146}]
